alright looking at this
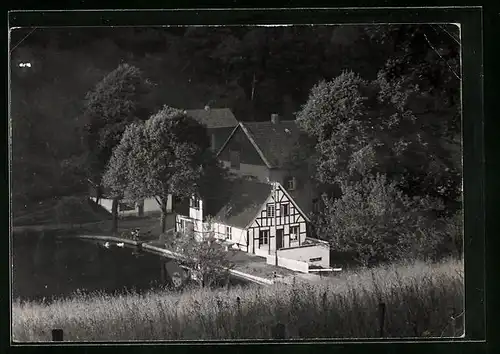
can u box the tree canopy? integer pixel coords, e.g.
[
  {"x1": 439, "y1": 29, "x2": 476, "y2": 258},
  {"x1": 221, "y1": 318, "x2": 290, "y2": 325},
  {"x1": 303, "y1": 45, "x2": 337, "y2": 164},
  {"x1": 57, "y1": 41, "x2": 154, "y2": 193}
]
[
  {"x1": 103, "y1": 105, "x2": 228, "y2": 232},
  {"x1": 294, "y1": 24, "x2": 462, "y2": 263},
  {"x1": 84, "y1": 63, "x2": 154, "y2": 186}
]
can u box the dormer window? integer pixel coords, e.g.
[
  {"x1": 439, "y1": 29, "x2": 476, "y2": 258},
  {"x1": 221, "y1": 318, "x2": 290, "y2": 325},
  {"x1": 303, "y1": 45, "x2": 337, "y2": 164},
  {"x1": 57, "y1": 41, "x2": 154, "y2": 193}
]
[{"x1": 286, "y1": 176, "x2": 297, "y2": 191}]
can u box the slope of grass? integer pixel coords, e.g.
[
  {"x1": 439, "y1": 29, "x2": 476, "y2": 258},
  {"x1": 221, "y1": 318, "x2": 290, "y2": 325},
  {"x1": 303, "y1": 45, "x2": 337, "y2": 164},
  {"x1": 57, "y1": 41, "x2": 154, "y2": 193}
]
[
  {"x1": 12, "y1": 258, "x2": 463, "y2": 341},
  {"x1": 13, "y1": 197, "x2": 112, "y2": 227}
]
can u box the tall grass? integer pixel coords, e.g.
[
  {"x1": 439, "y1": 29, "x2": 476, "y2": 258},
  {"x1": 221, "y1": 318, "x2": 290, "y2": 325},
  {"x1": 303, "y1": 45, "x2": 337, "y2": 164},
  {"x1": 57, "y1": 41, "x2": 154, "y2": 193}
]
[{"x1": 12, "y1": 258, "x2": 464, "y2": 341}]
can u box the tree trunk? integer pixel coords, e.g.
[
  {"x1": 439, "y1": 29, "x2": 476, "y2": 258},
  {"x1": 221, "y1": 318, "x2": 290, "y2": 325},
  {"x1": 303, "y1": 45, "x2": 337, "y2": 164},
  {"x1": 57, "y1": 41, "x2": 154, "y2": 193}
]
[
  {"x1": 111, "y1": 198, "x2": 119, "y2": 235},
  {"x1": 160, "y1": 198, "x2": 168, "y2": 233},
  {"x1": 137, "y1": 200, "x2": 144, "y2": 217},
  {"x1": 96, "y1": 185, "x2": 103, "y2": 205}
]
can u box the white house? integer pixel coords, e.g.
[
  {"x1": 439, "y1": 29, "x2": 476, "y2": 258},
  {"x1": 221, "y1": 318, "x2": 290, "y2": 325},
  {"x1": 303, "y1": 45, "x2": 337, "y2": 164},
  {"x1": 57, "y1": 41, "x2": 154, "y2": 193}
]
[
  {"x1": 88, "y1": 184, "x2": 172, "y2": 218},
  {"x1": 175, "y1": 178, "x2": 330, "y2": 273}
]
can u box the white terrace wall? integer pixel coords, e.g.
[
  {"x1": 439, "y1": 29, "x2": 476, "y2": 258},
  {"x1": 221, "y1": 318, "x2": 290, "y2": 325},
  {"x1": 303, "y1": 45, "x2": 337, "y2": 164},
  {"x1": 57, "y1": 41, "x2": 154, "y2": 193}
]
[
  {"x1": 143, "y1": 196, "x2": 172, "y2": 214},
  {"x1": 90, "y1": 196, "x2": 171, "y2": 217},
  {"x1": 255, "y1": 246, "x2": 270, "y2": 258},
  {"x1": 90, "y1": 198, "x2": 113, "y2": 213},
  {"x1": 90, "y1": 198, "x2": 137, "y2": 217},
  {"x1": 277, "y1": 243, "x2": 330, "y2": 269},
  {"x1": 266, "y1": 254, "x2": 309, "y2": 273}
]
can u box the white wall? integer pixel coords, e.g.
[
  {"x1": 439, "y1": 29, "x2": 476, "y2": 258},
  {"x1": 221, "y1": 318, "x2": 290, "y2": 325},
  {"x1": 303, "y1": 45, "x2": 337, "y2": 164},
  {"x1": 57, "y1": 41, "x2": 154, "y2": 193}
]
[
  {"x1": 266, "y1": 254, "x2": 309, "y2": 273},
  {"x1": 221, "y1": 161, "x2": 270, "y2": 182},
  {"x1": 213, "y1": 222, "x2": 247, "y2": 247},
  {"x1": 90, "y1": 198, "x2": 136, "y2": 217},
  {"x1": 255, "y1": 247, "x2": 270, "y2": 258},
  {"x1": 142, "y1": 196, "x2": 171, "y2": 214},
  {"x1": 90, "y1": 196, "x2": 172, "y2": 216},
  {"x1": 90, "y1": 198, "x2": 113, "y2": 213},
  {"x1": 189, "y1": 197, "x2": 203, "y2": 221},
  {"x1": 277, "y1": 244, "x2": 330, "y2": 268}
]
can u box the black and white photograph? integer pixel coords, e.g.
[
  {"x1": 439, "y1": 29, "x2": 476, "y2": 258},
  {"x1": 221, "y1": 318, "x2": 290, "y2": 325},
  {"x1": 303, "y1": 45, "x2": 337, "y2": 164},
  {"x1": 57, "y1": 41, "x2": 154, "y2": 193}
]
[{"x1": 9, "y1": 11, "x2": 469, "y2": 342}]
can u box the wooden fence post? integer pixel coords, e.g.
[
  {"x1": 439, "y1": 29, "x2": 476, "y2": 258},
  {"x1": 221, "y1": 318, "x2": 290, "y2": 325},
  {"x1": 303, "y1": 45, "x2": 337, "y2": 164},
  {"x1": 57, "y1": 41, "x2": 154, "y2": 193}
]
[
  {"x1": 322, "y1": 291, "x2": 328, "y2": 334},
  {"x1": 378, "y1": 302, "x2": 386, "y2": 337},
  {"x1": 236, "y1": 297, "x2": 241, "y2": 337},
  {"x1": 52, "y1": 328, "x2": 63, "y2": 341}
]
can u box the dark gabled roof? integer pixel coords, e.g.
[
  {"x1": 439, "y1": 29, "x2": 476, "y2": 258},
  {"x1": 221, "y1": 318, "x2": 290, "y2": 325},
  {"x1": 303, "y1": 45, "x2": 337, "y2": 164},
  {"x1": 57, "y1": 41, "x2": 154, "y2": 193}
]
[
  {"x1": 204, "y1": 178, "x2": 273, "y2": 229},
  {"x1": 220, "y1": 120, "x2": 302, "y2": 168},
  {"x1": 186, "y1": 108, "x2": 238, "y2": 129},
  {"x1": 242, "y1": 121, "x2": 302, "y2": 168}
]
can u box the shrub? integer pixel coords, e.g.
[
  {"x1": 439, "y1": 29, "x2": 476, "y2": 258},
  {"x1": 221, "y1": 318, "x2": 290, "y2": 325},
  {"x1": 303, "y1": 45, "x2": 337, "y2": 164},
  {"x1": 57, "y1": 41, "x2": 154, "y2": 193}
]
[
  {"x1": 173, "y1": 220, "x2": 235, "y2": 289},
  {"x1": 435, "y1": 210, "x2": 463, "y2": 259},
  {"x1": 317, "y1": 173, "x2": 445, "y2": 265}
]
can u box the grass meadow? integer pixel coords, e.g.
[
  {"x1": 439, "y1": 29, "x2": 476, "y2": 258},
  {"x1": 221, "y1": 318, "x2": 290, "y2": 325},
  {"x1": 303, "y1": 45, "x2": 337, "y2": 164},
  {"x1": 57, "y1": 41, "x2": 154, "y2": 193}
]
[{"x1": 12, "y1": 258, "x2": 464, "y2": 341}]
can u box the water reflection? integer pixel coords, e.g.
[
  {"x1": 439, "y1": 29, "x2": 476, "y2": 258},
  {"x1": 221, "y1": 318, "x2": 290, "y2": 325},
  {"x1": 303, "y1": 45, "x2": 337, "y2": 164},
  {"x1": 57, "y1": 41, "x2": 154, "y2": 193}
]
[{"x1": 12, "y1": 231, "x2": 248, "y2": 303}]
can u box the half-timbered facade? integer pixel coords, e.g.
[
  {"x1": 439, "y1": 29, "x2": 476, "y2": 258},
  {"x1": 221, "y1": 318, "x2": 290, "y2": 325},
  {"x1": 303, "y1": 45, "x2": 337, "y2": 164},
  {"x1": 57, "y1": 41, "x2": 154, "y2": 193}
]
[
  {"x1": 175, "y1": 178, "x2": 330, "y2": 272},
  {"x1": 246, "y1": 182, "x2": 309, "y2": 257}
]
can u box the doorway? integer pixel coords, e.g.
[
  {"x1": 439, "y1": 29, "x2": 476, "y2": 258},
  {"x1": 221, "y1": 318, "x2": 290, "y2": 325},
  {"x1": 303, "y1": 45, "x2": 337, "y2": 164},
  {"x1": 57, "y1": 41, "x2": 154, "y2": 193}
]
[{"x1": 276, "y1": 228, "x2": 284, "y2": 250}]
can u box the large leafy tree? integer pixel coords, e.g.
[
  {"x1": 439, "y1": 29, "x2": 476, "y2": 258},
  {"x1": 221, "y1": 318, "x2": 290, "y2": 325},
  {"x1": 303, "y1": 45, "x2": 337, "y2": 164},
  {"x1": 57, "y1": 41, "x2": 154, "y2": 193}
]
[
  {"x1": 319, "y1": 174, "x2": 444, "y2": 266},
  {"x1": 369, "y1": 24, "x2": 462, "y2": 207},
  {"x1": 296, "y1": 27, "x2": 461, "y2": 208},
  {"x1": 103, "y1": 106, "x2": 228, "y2": 233},
  {"x1": 83, "y1": 63, "x2": 153, "y2": 232},
  {"x1": 176, "y1": 26, "x2": 385, "y2": 120},
  {"x1": 295, "y1": 24, "x2": 462, "y2": 262}
]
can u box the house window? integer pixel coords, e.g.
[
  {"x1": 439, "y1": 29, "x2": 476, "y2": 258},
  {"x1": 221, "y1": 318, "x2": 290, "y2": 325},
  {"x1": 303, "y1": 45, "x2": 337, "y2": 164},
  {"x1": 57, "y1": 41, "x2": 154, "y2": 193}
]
[
  {"x1": 281, "y1": 203, "x2": 290, "y2": 216},
  {"x1": 180, "y1": 219, "x2": 185, "y2": 231},
  {"x1": 290, "y1": 225, "x2": 299, "y2": 241},
  {"x1": 259, "y1": 230, "x2": 269, "y2": 245},
  {"x1": 186, "y1": 221, "x2": 194, "y2": 233},
  {"x1": 226, "y1": 226, "x2": 232, "y2": 239},
  {"x1": 286, "y1": 177, "x2": 297, "y2": 191},
  {"x1": 267, "y1": 204, "x2": 275, "y2": 218},
  {"x1": 119, "y1": 201, "x2": 135, "y2": 211},
  {"x1": 190, "y1": 196, "x2": 200, "y2": 210},
  {"x1": 230, "y1": 150, "x2": 240, "y2": 169}
]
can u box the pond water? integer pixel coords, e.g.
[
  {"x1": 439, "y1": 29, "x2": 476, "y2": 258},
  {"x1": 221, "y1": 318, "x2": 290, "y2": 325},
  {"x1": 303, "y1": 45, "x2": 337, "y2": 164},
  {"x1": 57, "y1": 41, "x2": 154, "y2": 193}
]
[{"x1": 12, "y1": 231, "x2": 249, "y2": 303}]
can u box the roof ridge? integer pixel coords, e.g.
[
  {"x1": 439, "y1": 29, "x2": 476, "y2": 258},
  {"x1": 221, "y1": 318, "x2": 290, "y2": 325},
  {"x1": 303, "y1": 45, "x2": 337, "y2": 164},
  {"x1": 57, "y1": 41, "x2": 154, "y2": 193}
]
[
  {"x1": 187, "y1": 107, "x2": 231, "y2": 111},
  {"x1": 239, "y1": 122, "x2": 273, "y2": 168}
]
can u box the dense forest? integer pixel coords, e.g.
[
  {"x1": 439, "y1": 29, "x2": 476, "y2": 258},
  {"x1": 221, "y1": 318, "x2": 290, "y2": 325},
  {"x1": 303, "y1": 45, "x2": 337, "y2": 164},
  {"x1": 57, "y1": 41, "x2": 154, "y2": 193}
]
[{"x1": 10, "y1": 24, "x2": 461, "y2": 233}]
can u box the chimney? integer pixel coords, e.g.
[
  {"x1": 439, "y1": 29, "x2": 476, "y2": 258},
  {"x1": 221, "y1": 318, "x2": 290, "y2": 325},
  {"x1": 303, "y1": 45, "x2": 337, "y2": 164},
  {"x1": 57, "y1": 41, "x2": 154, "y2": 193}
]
[{"x1": 271, "y1": 113, "x2": 280, "y2": 124}]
